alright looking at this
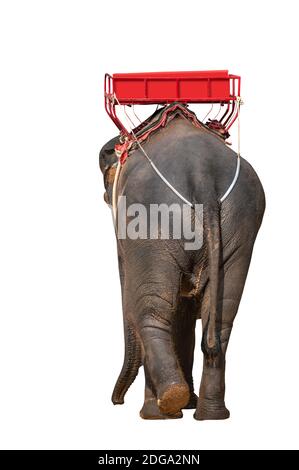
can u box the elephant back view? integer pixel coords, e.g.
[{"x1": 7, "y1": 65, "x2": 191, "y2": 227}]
[{"x1": 99, "y1": 103, "x2": 265, "y2": 420}]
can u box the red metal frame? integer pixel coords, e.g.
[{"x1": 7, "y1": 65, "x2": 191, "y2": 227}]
[{"x1": 104, "y1": 71, "x2": 241, "y2": 135}]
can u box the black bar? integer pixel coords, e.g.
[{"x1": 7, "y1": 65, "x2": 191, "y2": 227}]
[{"x1": 0, "y1": 450, "x2": 297, "y2": 467}]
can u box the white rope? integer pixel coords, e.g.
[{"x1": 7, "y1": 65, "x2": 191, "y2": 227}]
[
  {"x1": 202, "y1": 103, "x2": 214, "y2": 122},
  {"x1": 213, "y1": 103, "x2": 222, "y2": 120},
  {"x1": 220, "y1": 96, "x2": 241, "y2": 203},
  {"x1": 131, "y1": 130, "x2": 193, "y2": 207},
  {"x1": 111, "y1": 94, "x2": 242, "y2": 220},
  {"x1": 132, "y1": 105, "x2": 142, "y2": 124},
  {"x1": 112, "y1": 160, "x2": 122, "y2": 221},
  {"x1": 123, "y1": 105, "x2": 137, "y2": 129},
  {"x1": 112, "y1": 94, "x2": 193, "y2": 218}
]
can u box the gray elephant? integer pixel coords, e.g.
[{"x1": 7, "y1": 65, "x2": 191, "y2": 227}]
[{"x1": 99, "y1": 104, "x2": 265, "y2": 420}]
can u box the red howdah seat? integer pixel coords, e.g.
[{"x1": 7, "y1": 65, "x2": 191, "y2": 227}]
[{"x1": 104, "y1": 70, "x2": 241, "y2": 136}]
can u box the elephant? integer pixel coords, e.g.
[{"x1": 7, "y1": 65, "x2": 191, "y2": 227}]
[{"x1": 99, "y1": 107, "x2": 265, "y2": 420}]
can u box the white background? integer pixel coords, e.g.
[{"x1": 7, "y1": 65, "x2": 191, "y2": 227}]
[{"x1": 0, "y1": 0, "x2": 298, "y2": 450}]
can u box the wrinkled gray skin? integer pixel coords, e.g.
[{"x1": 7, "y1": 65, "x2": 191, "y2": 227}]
[{"x1": 99, "y1": 116, "x2": 265, "y2": 420}]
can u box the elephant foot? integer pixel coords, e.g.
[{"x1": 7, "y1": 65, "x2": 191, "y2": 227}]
[
  {"x1": 157, "y1": 383, "x2": 190, "y2": 415},
  {"x1": 140, "y1": 398, "x2": 183, "y2": 420},
  {"x1": 183, "y1": 392, "x2": 198, "y2": 409},
  {"x1": 194, "y1": 399, "x2": 230, "y2": 421}
]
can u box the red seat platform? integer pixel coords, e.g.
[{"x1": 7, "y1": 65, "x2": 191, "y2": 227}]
[
  {"x1": 104, "y1": 70, "x2": 241, "y2": 135},
  {"x1": 110, "y1": 70, "x2": 239, "y2": 104}
]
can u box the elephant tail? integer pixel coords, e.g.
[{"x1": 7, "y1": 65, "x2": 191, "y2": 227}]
[
  {"x1": 112, "y1": 319, "x2": 142, "y2": 405},
  {"x1": 201, "y1": 202, "x2": 221, "y2": 358}
]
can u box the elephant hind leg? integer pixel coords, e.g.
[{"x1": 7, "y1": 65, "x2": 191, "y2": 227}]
[
  {"x1": 195, "y1": 351, "x2": 230, "y2": 420},
  {"x1": 128, "y1": 265, "x2": 189, "y2": 414},
  {"x1": 111, "y1": 319, "x2": 142, "y2": 405},
  {"x1": 138, "y1": 321, "x2": 189, "y2": 415},
  {"x1": 173, "y1": 296, "x2": 198, "y2": 409},
  {"x1": 140, "y1": 295, "x2": 198, "y2": 418},
  {"x1": 140, "y1": 367, "x2": 183, "y2": 420},
  {"x1": 195, "y1": 248, "x2": 253, "y2": 420}
]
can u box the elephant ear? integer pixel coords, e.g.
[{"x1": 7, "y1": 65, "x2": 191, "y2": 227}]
[{"x1": 99, "y1": 137, "x2": 119, "y2": 205}]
